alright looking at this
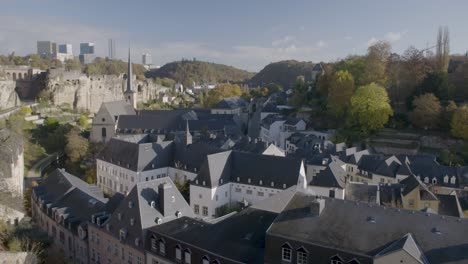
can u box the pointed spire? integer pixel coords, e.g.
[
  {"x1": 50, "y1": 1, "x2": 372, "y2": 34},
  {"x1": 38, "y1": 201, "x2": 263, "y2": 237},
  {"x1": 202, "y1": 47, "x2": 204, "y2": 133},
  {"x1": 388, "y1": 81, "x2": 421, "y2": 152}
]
[
  {"x1": 185, "y1": 120, "x2": 192, "y2": 145},
  {"x1": 126, "y1": 48, "x2": 133, "y2": 92}
]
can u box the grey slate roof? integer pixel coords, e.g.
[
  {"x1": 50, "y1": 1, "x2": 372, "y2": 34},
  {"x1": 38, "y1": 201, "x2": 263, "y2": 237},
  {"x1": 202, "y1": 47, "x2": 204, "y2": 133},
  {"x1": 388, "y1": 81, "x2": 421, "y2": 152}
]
[
  {"x1": 103, "y1": 100, "x2": 136, "y2": 117},
  {"x1": 268, "y1": 192, "x2": 468, "y2": 263},
  {"x1": 212, "y1": 96, "x2": 248, "y2": 109},
  {"x1": 344, "y1": 183, "x2": 379, "y2": 204},
  {"x1": 375, "y1": 233, "x2": 429, "y2": 264},
  {"x1": 33, "y1": 169, "x2": 107, "y2": 234},
  {"x1": 147, "y1": 207, "x2": 277, "y2": 263},
  {"x1": 310, "y1": 161, "x2": 346, "y2": 189},
  {"x1": 96, "y1": 177, "x2": 194, "y2": 250},
  {"x1": 193, "y1": 150, "x2": 303, "y2": 189},
  {"x1": 437, "y1": 194, "x2": 463, "y2": 218}
]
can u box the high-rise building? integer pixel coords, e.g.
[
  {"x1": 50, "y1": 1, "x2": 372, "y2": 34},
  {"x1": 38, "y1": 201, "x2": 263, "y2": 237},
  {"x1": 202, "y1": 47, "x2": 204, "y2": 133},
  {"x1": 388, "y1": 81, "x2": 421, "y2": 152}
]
[
  {"x1": 79, "y1": 42, "x2": 96, "y2": 64},
  {"x1": 108, "y1": 39, "x2": 116, "y2": 59},
  {"x1": 142, "y1": 53, "x2": 152, "y2": 65},
  {"x1": 80, "y1": 43, "x2": 95, "y2": 55},
  {"x1": 58, "y1": 44, "x2": 73, "y2": 54},
  {"x1": 37, "y1": 41, "x2": 57, "y2": 59},
  {"x1": 57, "y1": 43, "x2": 74, "y2": 62}
]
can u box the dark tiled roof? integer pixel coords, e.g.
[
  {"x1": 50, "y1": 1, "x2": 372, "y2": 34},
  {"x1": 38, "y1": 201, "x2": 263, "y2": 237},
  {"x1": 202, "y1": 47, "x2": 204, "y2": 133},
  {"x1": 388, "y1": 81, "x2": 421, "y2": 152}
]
[
  {"x1": 437, "y1": 194, "x2": 463, "y2": 218},
  {"x1": 310, "y1": 161, "x2": 346, "y2": 188},
  {"x1": 345, "y1": 183, "x2": 379, "y2": 204},
  {"x1": 268, "y1": 192, "x2": 468, "y2": 263},
  {"x1": 375, "y1": 233, "x2": 428, "y2": 263},
  {"x1": 103, "y1": 100, "x2": 136, "y2": 117},
  {"x1": 212, "y1": 96, "x2": 248, "y2": 109},
  {"x1": 97, "y1": 178, "x2": 194, "y2": 250},
  {"x1": 148, "y1": 207, "x2": 277, "y2": 263},
  {"x1": 261, "y1": 102, "x2": 280, "y2": 113},
  {"x1": 194, "y1": 151, "x2": 302, "y2": 189}
]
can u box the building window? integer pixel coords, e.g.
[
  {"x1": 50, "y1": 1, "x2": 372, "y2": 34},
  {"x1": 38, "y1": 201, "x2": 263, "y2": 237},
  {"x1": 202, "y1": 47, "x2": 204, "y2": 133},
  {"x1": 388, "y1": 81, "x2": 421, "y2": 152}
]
[
  {"x1": 96, "y1": 234, "x2": 100, "y2": 244},
  {"x1": 330, "y1": 255, "x2": 344, "y2": 264},
  {"x1": 282, "y1": 243, "x2": 292, "y2": 262},
  {"x1": 258, "y1": 191, "x2": 264, "y2": 197},
  {"x1": 202, "y1": 256, "x2": 210, "y2": 264},
  {"x1": 137, "y1": 256, "x2": 142, "y2": 264},
  {"x1": 184, "y1": 249, "x2": 191, "y2": 264},
  {"x1": 432, "y1": 178, "x2": 437, "y2": 184},
  {"x1": 202, "y1": 206, "x2": 208, "y2": 216},
  {"x1": 297, "y1": 248, "x2": 307, "y2": 264},
  {"x1": 451, "y1": 176, "x2": 456, "y2": 184},
  {"x1": 159, "y1": 239, "x2": 165, "y2": 255},
  {"x1": 150, "y1": 235, "x2": 157, "y2": 251},
  {"x1": 235, "y1": 188, "x2": 241, "y2": 193},
  {"x1": 194, "y1": 205, "x2": 199, "y2": 214},
  {"x1": 102, "y1": 127, "x2": 107, "y2": 137},
  {"x1": 246, "y1": 190, "x2": 253, "y2": 195},
  {"x1": 128, "y1": 252, "x2": 133, "y2": 264},
  {"x1": 175, "y1": 245, "x2": 182, "y2": 262}
]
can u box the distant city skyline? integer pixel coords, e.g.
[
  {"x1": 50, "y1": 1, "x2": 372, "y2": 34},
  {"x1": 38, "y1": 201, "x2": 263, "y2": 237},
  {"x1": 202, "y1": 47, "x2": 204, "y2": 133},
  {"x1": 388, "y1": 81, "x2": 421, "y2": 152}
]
[{"x1": 2, "y1": 0, "x2": 468, "y2": 71}]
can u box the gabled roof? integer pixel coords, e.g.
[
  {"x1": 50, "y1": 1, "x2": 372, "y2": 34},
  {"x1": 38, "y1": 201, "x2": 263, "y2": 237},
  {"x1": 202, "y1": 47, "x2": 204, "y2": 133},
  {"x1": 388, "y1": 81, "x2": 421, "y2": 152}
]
[
  {"x1": 268, "y1": 192, "x2": 468, "y2": 263},
  {"x1": 102, "y1": 100, "x2": 135, "y2": 117},
  {"x1": 100, "y1": 178, "x2": 194, "y2": 250},
  {"x1": 310, "y1": 161, "x2": 346, "y2": 189},
  {"x1": 194, "y1": 151, "x2": 302, "y2": 189},
  {"x1": 375, "y1": 233, "x2": 429, "y2": 264},
  {"x1": 345, "y1": 183, "x2": 379, "y2": 204}
]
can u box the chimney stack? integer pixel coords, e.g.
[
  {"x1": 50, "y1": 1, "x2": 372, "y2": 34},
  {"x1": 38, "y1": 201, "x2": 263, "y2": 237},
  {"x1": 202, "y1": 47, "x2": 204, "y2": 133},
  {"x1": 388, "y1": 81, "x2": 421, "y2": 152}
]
[
  {"x1": 310, "y1": 198, "x2": 325, "y2": 216},
  {"x1": 158, "y1": 182, "x2": 174, "y2": 216}
]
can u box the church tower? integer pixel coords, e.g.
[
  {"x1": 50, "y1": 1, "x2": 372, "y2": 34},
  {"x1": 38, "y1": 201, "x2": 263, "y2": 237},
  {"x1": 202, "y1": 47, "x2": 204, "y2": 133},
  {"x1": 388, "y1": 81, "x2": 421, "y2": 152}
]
[
  {"x1": 185, "y1": 120, "x2": 192, "y2": 145},
  {"x1": 124, "y1": 48, "x2": 137, "y2": 109}
]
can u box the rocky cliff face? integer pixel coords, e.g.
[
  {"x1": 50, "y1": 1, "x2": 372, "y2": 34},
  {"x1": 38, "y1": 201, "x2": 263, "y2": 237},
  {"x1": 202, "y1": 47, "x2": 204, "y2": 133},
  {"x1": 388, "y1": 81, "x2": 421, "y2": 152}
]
[
  {"x1": 0, "y1": 80, "x2": 20, "y2": 110},
  {"x1": 45, "y1": 69, "x2": 169, "y2": 113}
]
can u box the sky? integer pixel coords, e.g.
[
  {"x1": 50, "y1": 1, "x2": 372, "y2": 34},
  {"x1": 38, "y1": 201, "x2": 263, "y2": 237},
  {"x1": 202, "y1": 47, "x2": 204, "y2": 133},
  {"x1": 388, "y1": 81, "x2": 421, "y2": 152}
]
[{"x1": 1, "y1": 0, "x2": 467, "y2": 71}]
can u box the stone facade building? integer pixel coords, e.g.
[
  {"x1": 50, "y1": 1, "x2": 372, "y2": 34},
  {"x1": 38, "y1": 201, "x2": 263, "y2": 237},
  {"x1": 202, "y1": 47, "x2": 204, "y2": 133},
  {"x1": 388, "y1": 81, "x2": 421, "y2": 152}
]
[{"x1": 0, "y1": 128, "x2": 24, "y2": 197}]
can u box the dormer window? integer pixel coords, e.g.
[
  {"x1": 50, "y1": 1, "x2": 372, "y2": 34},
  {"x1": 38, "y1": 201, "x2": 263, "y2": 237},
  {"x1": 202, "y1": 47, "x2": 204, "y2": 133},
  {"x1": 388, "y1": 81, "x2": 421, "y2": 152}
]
[
  {"x1": 184, "y1": 249, "x2": 192, "y2": 264},
  {"x1": 202, "y1": 256, "x2": 210, "y2": 264},
  {"x1": 283, "y1": 183, "x2": 287, "y2": 189},
  {"x1": 297, "y1": 247, "x2": 308, "y2": 264},
  {"x1": 330, "y1": 255, "x2": 344, "y2": 264},
  {"x1": 159, "y1": 238, "x2": 166, "y2": 255},
  {"x1": 150, "y1": 235, "x2": 157, "y2": 251},
  {"x1": 444, "y1": 175, "x2": 449, "y2": 183},
  {"x1": 432, "y1": 178, "x2": 437, "y2": 184},
  {"x1": 271, "y1": 182, "x2": 275, "y2": 187},
  {"x1": 451, "y1": 176, "x2": 456, "y2": 184},
  {"x1": 282, "y1": 243, "x2": 292, "y2": 262},
  {"x1": 175, "y1": 245, "x2": 182, "y2": 261},
  {"x1": 237, "y1": 177, "x2": 240, "y2": 182},
  {"x1": 130, "y1": 218, "x2": 135, "y2": 226},
  {"x1": 259, "y1": 180, "x2": 262, "y2": 185},
  {"x1": 424, "y1": 177, "x2": 429, "y2": 184},
  {"x1": 248, "y1": 178, "x2": 251, "y2": 184},
  {"x1": 119, "y1": 229, "x2": 127, "y2": 241}
]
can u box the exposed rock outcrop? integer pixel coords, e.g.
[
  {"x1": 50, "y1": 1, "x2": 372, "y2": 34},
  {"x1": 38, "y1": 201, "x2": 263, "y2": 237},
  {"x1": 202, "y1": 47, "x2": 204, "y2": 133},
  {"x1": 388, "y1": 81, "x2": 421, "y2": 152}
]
[
  {"x1": 45, "y1": 69, "x2": 169, "y2": 113},
  {"x1": 0, "y1": 80, "x2": 20, "y2": 110}
]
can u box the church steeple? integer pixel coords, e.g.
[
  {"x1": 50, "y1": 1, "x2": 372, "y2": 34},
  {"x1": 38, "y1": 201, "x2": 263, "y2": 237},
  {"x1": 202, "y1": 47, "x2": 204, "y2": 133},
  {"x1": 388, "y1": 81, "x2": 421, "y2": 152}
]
[
  {"x1": 124, "y1": 47, "x2": 137, "y2": 109},
  {"x1": 185, "y1": 120, "x2": 192, "y2": 145}
]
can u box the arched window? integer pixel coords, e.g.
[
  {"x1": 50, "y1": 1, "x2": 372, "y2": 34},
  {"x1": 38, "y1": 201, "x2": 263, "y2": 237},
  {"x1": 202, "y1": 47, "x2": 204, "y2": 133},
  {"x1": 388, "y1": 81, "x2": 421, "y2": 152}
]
[
  {"x1": 175, "y1": 245, "x2": 182, "y2": 261},
  {"x1": 297, "y1": 247, "x2": 308, "y2": 264},
  {"x1": 432, "y1": 178, "x2": 437, "y2": 184},
  {"x1": 18, "y1": 73, "x2": 22, "y2": 79},
  {"x1": 12, "y1": 72, "x2": 16, "y2": 80},
  {"x1": 282, "y1": 243, "x2": 292, "y2": 262},
  {"x1": 424, "y1": 177, "x2": 429, "y2": 184},
  {"x1": 184, "y1": 249, "x2": 191, "y2": 264},
  {"x1": 202, "y1": 256, "x2": 210, "y2": 264},
  {"x1": 102, "y1": 127, "x2": 107, "y2": 137},
  {"x1": 159, "y1": 238, "x2": 165, "y2": 255},
  {"x1": 444, "y1": 175, "x2": 449, "y2": 183},
  {"x1": 150, "y1": 235, "x2": 157, "y2": 251}
]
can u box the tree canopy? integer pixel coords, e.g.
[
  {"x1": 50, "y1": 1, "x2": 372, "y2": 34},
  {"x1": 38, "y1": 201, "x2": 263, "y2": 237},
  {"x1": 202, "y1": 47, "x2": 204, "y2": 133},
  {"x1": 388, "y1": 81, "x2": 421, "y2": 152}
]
[
  {"x1": 327, "y1": 70, "x2": 355, "y2": 118},
  {"x1": 451, "y1": 105, "x2": 468, "y2": 140},
  {"x1": 203, "y1": 83, "x2": 243, "y2": 108},
  {"x1": 409, "y1": 93, "x2": 442, "y2": 129},
  {"x1": 349, "y1": 83, "x2": 393, "y2": 132}
]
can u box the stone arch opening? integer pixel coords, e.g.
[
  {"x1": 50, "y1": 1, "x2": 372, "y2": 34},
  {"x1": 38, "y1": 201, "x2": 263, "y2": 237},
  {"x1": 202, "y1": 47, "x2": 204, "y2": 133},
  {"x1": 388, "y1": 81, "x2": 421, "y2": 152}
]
[
  {"x1": 12, "y1": 72, "x2": 16, "y2": 80},
  {"x1": 18, "y1": 73, "x2": 22, "y2": 79}
]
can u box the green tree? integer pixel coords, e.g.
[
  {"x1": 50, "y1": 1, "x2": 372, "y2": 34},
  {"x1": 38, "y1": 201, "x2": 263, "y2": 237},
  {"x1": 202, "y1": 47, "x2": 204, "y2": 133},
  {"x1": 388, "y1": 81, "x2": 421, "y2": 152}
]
[
  {"x1": 204, "y1": 83, "x2": 242, "y2": 108},
  {"x1": 327, "y1": 70, "x2": 355, "y2": 118},
  {"x1": 289, "y1": 75, "x2": 308, "y2": 107},
  {"x1": 64, "y1": 129, "x2": 89, "y2": 163},
  {"x1": 78, "y1": 115, "x2": 89, "y2": 129},
  {"x1": 417, "y1": 71, "x2": 454, "y2": 100},
  {"x1": 409, "y1": 93, "x2": 442, "y2": 129},
  {"x1": 451, "y1": 105, "x2": 468, "y2": 139},
  {"x1": 65, "y1": 59, "x2": 82, "y2": 71},
  {"x1": 442, "y1": 101, "x2": 458, "y2": 130},
  {"x1": 334, "y1": 56, "x2": 367, "y2": 86},
  {"x1": 349, "y1": 83, "x2": 393, "y2": 132}
]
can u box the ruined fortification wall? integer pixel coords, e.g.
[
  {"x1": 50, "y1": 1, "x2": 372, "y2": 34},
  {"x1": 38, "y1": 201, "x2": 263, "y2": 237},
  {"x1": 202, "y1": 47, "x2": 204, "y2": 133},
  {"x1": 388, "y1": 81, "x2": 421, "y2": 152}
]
[{"x1": 45, "y1": 69, "x2": 169, "y2": 112}]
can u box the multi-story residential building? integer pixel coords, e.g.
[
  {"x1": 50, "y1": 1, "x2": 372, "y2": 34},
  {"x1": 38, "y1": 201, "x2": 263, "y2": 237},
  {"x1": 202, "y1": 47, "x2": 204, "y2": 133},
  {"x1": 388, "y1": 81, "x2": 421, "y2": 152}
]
[
  {"x1": 37, "y1": 40, "x2": 57, "y2": 59},
  {"x1": 285, "y1": 131, "x2": 333, "y2": 155},
  {"x1": 31, "y1": 169, "x2": 111, "y2": 264},
  {"x1": 264, "y1": 192, "x2": 468, "y2": 264},
  {"x1": 88, "y1": 177, "x2": 194, "y2": 264},
  {"x1": 211, "y1": 96, "x2": 248, "y2": 115},
  {"x1": 190, "y1": 150, "x2": 307, "y2": 219},
  {"x1": 96, "y1": 134, "x2": 222, "y2": 195},
  {"x1": 260, "y1": 114, "x2": 306, "y2": 149}
]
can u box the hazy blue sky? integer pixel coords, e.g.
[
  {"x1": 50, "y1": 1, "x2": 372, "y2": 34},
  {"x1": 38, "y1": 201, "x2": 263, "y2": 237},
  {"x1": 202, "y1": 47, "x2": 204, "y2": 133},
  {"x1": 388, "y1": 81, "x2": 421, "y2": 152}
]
[{"x1": 1, "y1": 0, "x2": 467, "y2": 71}]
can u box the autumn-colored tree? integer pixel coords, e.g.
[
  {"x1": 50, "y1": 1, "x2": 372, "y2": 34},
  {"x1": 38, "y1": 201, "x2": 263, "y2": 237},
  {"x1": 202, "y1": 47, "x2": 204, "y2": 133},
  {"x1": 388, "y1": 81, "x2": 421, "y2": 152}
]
[
  {"x1": 409, "y1": 93, "x2": 442, "y2": 129},
  {"x1": 349, "y1": 83, "x2": 393, "y2": 132},
  {"x1": 400, "y1": 46, "x2": 431, "y2": 103},
  {"x1": 335, "y1": 55, "x2": 367, "y2": 86},
  {"x1": 65, "y1": 129, "x2": 89, "y2": 163},
  {"x1": 451, "y1": 105, "x2": 468, "y2": 139},
  {"x1": 435, "y1": 26, "x2": 450, "y2": 73},
  {"x1": 203, "y1": 83, "x2": 242, "y2": 108},
  {"x1": 327, "y1": 70, "x2": 355, "y2": 118},
  {"x1": 64, "y1": 59, "x2": 82, "y2": 71},
  {"x1": 442, "y1": 101, "x2": 458, "y2": 130},
  {"x1": 363, "y1": 41, "x2": 391, "y2": 85}
]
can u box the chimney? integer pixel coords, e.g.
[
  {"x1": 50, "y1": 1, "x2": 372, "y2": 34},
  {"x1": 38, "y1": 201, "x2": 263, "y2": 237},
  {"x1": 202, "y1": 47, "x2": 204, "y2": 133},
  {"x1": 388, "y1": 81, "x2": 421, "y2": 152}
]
[
  {"x1": 158, "y1": 182, "x2": 174, "y2": 217},
  {"x1": 310, "y1": 198, "x2": 325, "y2": 216}
]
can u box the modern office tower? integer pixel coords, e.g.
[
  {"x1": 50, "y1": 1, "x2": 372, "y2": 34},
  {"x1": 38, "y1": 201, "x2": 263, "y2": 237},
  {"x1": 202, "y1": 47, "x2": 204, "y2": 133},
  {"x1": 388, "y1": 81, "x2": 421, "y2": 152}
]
[
  {"x1": 80, "y1": 42, "x2": 95, "y2": 55},
  {"x1": 142, "y1": 53, "x2": 152, "y2": 65},
  {"x1": 108, "y1": 39, "x2": 116, "y2": 59},
  {"x1": 37, "y1": 41, "x2": 57, "y2": 59},
  {"x1": 58, "y1": 44, "x2": 73, "y2": 54}
]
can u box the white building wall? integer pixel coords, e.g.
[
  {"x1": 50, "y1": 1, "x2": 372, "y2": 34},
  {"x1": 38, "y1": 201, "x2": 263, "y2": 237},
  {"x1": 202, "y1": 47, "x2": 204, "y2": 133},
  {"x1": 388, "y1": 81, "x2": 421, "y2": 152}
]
[
  {"x1": 307, "y1": 185, "x2": 345, "y2": 199},
  {"x1": 146, "y1": 252, "x2": 173, "y2": 264}
]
